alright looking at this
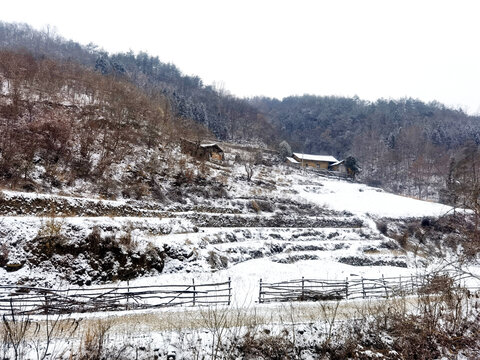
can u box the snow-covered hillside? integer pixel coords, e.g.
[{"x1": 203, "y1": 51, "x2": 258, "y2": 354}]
[
  {"x1": 2, "y1": 149, "x2": 480, "y2": 360},
  {"x1": 296, "y1": 176, "x2": 452, "y2": 218},
  {"x1": 1, "y1": 153, "x2": 466, "y2": 305}
]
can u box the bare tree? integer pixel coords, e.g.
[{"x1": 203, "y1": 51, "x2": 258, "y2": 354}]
[{"x1": 245, "y1": 162, "x2": 254, "y2": 182}]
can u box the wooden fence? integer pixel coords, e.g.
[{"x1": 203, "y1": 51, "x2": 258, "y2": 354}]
[
  {"x1": 0, "y1": 278, "x2": 231, "y2": 315},
  {"x1": 313, "y1": 168, "x2": 350, "y2": 179},
  {"x1": 258, "y1": 272, "x2": 480, "y2": 303}
]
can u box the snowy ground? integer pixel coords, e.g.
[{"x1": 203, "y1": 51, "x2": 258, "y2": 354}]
[
  {"x1": 0, "y1": 163, "x2": 466, "y2": 302},
  {"x1": 2, "y1": 161, "x2": 479, "y2": 359},
  {"x1": 295, "y1": 175, "x2": 453, "y2": 218}
]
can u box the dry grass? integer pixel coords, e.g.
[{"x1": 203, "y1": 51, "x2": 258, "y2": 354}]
[
  {"x1": 37, "y1": 216, "x2": 64, "y2": 238},
  {"x1": 363, "y1": 249, "x2": 381, "y2": 255},
  {"x1": 11, "y1": 297, "x2": 419, "y2": 340}
]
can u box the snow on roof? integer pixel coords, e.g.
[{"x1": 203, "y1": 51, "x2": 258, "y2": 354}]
[
  {"x1": 293, "y1": 153, "x2": 338, "y2": 163},
  {"x1": 331, "y1": 160, "x2": 344, "y2": 166},
  {"x1": 286, "y1": 157, "x2": 300, "y2": 164},
  {"x1": 200, "y1": 143, "x2": 223, "y2": 151}
]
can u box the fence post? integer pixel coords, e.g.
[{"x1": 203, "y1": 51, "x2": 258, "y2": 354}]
[
  {"x1": 126, "y1": 280, "x2": 129, "y2": 310},
  {"x1": 362, "y1": 277, "x2": 366, "y2": 299},
  {"x1": 259, "y1": 278, "x2": 263, "y2": 303},
  {"x1": 382, "y1": 274, "x2": 388, "y2": 299},
  {"x1": 44, "y1": 294, "x2": 49, "y2": 316},
  {"x1": 192, "y1": 278, "x2": 196, "y2": 306},
  {"x1": 345, "y1": 277, "x2": 349, "y2": 299},
  {"x1": 228, "y1": 277, "x2": 231, "y2": 306},
  {"x1": 301, "y1": 277, "x2": 305, "y2": 300}
]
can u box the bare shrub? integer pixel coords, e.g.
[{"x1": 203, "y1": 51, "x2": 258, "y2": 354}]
[
  {"x1": 173, "y1": 169, "x2": 195, "y2": 186},
  {"x1": 0, "y1": 243, "x2": 9, "y2": 268},
  {"x1": 70, "y1": 157, "x2": 92, "y2": 179},
  {"x1": 130, "y1": 182, "x2": 150, "y2": 200},
  {"x1": 237, "y1": 331, "x2": 294, "y2": 359},
  {"x1": 32, "y1": 313, "x2": 80, "y2": 360},
  {"x1": 198, "y1": 306, "x2": 230, "y2": 359},
  {"x1": 37, "y1": 216, "x2": 64, "y2": 238},
  {"x1": 207, "y1": 251, "x2": 228, "y2": 270},
  {"x1": 76, "y1": 319, "x2": 133, "y2": 360},
  {"x1": 244, "y1": 163, "x2": 254, "y2": 181},
  {"x1": 149, "y1": 179, "x2": 166, "y2": 202},
  {"x1": 119, "y1": 229, "x2": 138, "y2": 251},
  {"x1": 376, "y1": 221, "x2": 388, "y2": 235},
  {"x1": 1, "y1": 303, "x2": 33, "y2": 360},
  {"x1": 363, "y1": 276, "x2": 478, "y2": 359},
  {"x1": 97, "y1": 175, "x2": 119, "y2": 200},
  {"x1": 253, "y1": 151, "x2": 263, "y2": 165},
  {"x1": 35, "y1": 216, "x2": 66, "y2": 257},
  {"x1": 198, "y1": 160, "x2": 211, "y2": 177},
  {"x1": 216, "y1": 174, "x2": 229, "y2": 185},
  {"x1": 297, "y1": 274, "x2": 480, "y2": 359},
  {"x1": 258, "y1": 199, "x2": 274, "y2": 212},
  {"x1": 394, "y1": 231, "x2": 409, "y2": 249},
  {"x1": 313, "y1": 335, "x2": 358, "y2": 360},
  {"x1": 317, "y1": 300, "x2": 341, "y2": 345},
  {"x1": 250, "y1": 200, "x2": 261, "y2": 213}
]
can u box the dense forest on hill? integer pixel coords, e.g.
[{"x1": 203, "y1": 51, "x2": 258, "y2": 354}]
[
  {"x1": 252, "y1": 96, "x2": 480, "y2": 199},
  {"x1": 2, "y1": 21, "x2": 480, "y2": 200},
  {"x1": 0, "y1": 21, "x2": 277, "y2": 143}
]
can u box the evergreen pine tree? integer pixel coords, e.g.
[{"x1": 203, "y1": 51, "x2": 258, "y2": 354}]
[{"x1": 278, "y1": 141, "x2": 292, "y2": 160}]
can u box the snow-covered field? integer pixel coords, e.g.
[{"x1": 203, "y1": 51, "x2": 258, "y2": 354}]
[
  {"x1": 1, "y1": 160, "x2": 479, "y2": 359},
  {"x1": 296, "y1": 176, "x2": 453, "y2": 218},
  {"x1": 0, "y1": 163, "x2": 465, "y2": 300}
]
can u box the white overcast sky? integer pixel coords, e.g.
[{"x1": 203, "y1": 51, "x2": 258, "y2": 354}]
[{"x1": 2, "y1": 0, "x2": 480, "y2": 114}]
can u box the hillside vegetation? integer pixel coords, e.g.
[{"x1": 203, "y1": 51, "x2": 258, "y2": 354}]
[
  {"x1": 2, "y1": 21, "x2": 480, "y2": 201},
  {"x1": 0, "y1": 49, "x2": 209, "y2": 197},
  {"x1": 0, "y1": 22, "x2": 278, "y2": 144},
  {"x1": 252, "y1": 95, "x2": 480, "y2": 199}
]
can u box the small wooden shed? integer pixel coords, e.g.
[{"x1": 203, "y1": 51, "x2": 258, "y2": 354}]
[
  {"x1": 329, "y1": 159, "x2": 346, "y2": 173},
  {"x1": 180, "y1": 139, "x2": 224, "y2": 161},
  {"x1": 292, "y1": 153, "x2": 339, "y2": 169},
  {"x1": 200, "y1": 143, "x2": 224, "y2": 161}
]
